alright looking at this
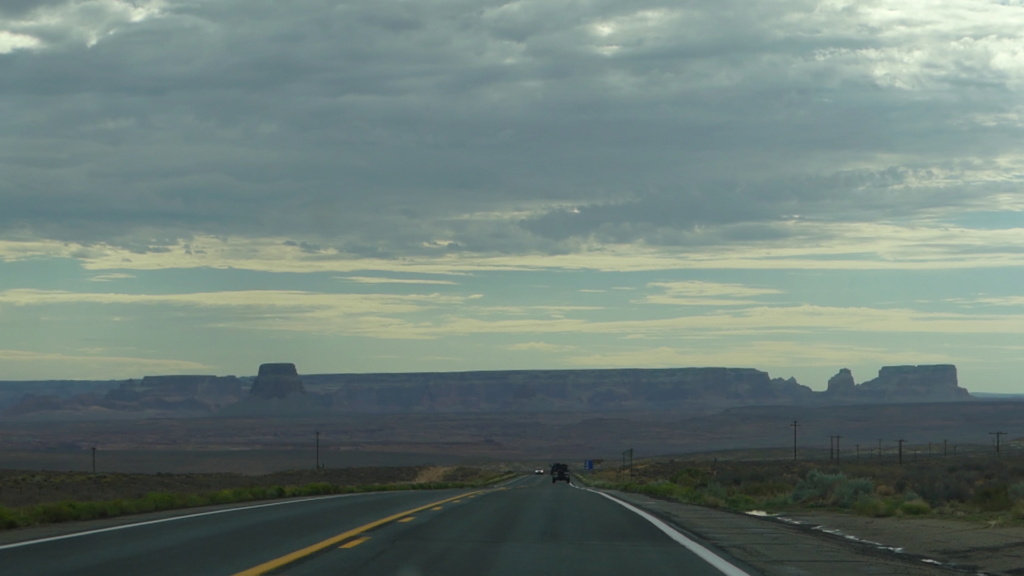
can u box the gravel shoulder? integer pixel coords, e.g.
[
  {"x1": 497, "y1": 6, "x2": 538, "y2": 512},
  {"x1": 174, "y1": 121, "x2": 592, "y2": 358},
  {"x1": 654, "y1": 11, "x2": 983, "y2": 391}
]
[
  {"x1": 607, "y1": 489, "x2": 1024, "y2": 576},
  {"x1": 779, "y1": 509, "x2": 1024, "y2": 576}
]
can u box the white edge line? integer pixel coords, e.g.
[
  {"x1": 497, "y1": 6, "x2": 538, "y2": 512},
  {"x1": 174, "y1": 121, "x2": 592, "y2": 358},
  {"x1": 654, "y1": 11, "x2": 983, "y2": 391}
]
[
  {"x1": 581, "y1": 487, "x2": 751, "y2": 576},
  {"x1": 0, "y1": 493, "x2": 365, "y2": 551}
]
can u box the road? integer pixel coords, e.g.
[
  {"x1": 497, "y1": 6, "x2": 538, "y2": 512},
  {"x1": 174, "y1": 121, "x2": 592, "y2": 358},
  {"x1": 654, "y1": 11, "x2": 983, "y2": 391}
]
[{"x1": 1, "y1": 474, "x2": 750, "y2": 576}]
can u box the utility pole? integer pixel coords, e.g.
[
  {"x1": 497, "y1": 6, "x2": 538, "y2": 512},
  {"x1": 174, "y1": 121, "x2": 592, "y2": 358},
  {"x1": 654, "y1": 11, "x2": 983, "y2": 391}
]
[
  {"x1": 990, "y1": 431, "x2": 1007, "y2": 454},
  {"x1": 315, "y1": 430, "x2": 320, "y2": 470},
  {"x1": 829, "y1": 435, "x2": 842, "y2": 462},
  {"x1": 896, "y1": 439, "x2": 905, "y2": 465},
  {"x1": 855, "y1": 444, "x2": 860, "y2": 460},
  {"x1": 91, "y1": 447, "x2": 96, "y2": 474},
  {"x1": 790, "y1": 420, "x2": 800, "y2": 461},
  {"x1": 877, "y1": 438, "x2": 883, "y2": 460}
]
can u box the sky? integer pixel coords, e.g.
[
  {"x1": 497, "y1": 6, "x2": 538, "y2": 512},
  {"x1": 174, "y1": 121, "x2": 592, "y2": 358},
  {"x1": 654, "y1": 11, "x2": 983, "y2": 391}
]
[{"x1": 3, "y1": 0, "x2": 1024, "y2": 392}]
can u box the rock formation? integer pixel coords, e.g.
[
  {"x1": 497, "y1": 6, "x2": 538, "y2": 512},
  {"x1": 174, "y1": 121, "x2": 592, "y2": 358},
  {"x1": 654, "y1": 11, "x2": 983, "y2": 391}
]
[
  {"x1": 858, "y1": 364, "x2": 970, "y2": 401},
  {"x1": 248, "y1": 363, "x2": 306, "y2": 400},
  {"x1": 306, "y1": 367, "x2": 816, "y2": 413},
  {"x1": 820, "y1": 365, "x2": 971, "y2": 403},
  {"x1": 826, "y1": 368, "x2": 856, "y2": 396},
  {"x1": 0, "y1": 363, "x2": 975, "y2": 419}
]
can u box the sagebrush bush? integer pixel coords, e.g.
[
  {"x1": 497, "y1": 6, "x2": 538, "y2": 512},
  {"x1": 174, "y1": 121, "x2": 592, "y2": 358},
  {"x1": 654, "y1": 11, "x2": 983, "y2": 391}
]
[
  {"x1": 835, "y1": 478, "x2": 875, "y2": 507},
  {"x1": 973, "y1": 484, "x2": 1011, "y2": 512},
  {"x1": 852, "y1": 495, "x2": 895, "y2": 517},
  {"x1": 791, "y1": 470, "x2": 846, "y2": 505},
  {"x1": 900, "y1": 499, "x2": 932, "y2": 515},
  {"x1": 0, "y1": 506, "x2": 23, "y2": 529},
  {"x1": 1008, "y1": 481, "x2": 1024, "y2": 502},
  {"x1": 790, "y1": 470, "x2": 876, "y2": 509}
]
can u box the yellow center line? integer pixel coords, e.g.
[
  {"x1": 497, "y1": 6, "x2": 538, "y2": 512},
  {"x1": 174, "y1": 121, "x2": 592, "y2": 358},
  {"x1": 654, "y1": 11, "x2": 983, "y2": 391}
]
[
  {"x1": 398, "y1": 517, "x2": 415, "y2": 523},
  {"x1": 430, "y1": 506, "x2": 443, "y2": 511},
  {"x1": 339, "y1": 537, "x2": 370, "y2": 549},
  {"x1": 232, "y1": 491, "x2": 483, "y2": 576}
]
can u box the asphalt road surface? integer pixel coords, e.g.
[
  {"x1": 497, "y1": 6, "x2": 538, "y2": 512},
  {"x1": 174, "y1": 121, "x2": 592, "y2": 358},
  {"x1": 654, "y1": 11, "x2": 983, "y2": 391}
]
[{"x1": 1, "y1": 475, "x2": 751, "y2": 576}]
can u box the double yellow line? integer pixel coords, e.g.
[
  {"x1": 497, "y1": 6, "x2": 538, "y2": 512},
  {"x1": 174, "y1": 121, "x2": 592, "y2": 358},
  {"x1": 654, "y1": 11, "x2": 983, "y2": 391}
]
[{"x1": 232, "y1": 491, "x2": 482, "y2": 576}]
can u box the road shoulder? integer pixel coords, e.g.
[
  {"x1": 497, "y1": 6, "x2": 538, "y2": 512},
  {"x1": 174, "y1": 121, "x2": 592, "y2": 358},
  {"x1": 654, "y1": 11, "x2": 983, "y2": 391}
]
[{"x1": 602, "y1": 490, "x2": 972, "y2": 576}]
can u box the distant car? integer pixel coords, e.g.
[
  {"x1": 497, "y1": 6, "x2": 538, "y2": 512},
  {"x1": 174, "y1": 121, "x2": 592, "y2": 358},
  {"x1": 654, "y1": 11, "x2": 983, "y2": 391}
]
[
  {"x1": 550, "y1": 462, "x2": 570, "y2": 483},
  {"x1": 534, "y1": 468, "x2": 545, "y2": 475}
]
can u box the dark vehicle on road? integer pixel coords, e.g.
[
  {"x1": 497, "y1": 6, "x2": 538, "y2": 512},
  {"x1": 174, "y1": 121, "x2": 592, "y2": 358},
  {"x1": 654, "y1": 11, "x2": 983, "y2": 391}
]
[{"x1": 550, "y1": 462, "x2": 570, "y2": 483}]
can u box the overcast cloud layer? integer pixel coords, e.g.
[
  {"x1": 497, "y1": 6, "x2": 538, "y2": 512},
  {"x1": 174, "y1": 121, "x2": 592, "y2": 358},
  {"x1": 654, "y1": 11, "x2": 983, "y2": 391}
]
[{"x1": 3, "y1": 0, "x2": 1024, "y2": 390}]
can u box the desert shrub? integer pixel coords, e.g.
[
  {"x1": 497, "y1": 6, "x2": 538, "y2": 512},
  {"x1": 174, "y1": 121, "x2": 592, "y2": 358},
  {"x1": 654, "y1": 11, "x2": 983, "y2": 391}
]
[
  {"x1": 670, "y1": 468, "x2": 712, "y2": 488},
  {"x1": 973, "y1": 484, "x2": 1011, "y2": 512},
  {"x1": 791, "y1": 470, "x2": 846, "y2": 505},
  {"x1": 244, "y1": 486, "x2": 268, "y2": 500},
  {"x1": 637, "y1": 482, "x2": 684, "y2": 500},
  {"x1": 900, "y1": 499, "x2": 931, "y2": 515},
  {"x1": 835, "y1": 478, "x2": 875, "y2": 508},
  {"x1": 790, "y1": 470, "x2": 876, "y2": 509},
  {"x1": 914, "y1": 476, "x2": 972, "y2": 504},
  {"x1": 852, "y1": 494, "x2": 903, "y2": 517},
  {"x1": 725, "y1": 494, "x2": 758, "y2": 510},
  {"x1": 0, "y1": 506, "x2": 24, "y2": 529},
  {"x1": 760, "y1": 494, "x2": 793, "y2": 510},
  {"x1": 739, "y1": 482, "x2": 791, "y2": 498},
  {"x1": 141, "y1": 492, "x2": 186, "y2": 511},
  {"x1": 714, "y1": 465, "x2": 773, "y2": 488},
  {"x1": 67, "y1": 501, "x2": 105, "y2": 521},
  {"x1": 693, "y1": 482, "x2": 729, "y2": 507},
  {"x1": 30, "y1": 502, "x2": 77, "y2": 524},
  {"x1": 104, "y1": 499, "x2": 134, "y2": 516},
  {"x1": 208, "y1": 489, "x2": 238, "y2": 505},
  {"x1": 1008, "y1": 481, "x2": 1024, "y2": 502}
]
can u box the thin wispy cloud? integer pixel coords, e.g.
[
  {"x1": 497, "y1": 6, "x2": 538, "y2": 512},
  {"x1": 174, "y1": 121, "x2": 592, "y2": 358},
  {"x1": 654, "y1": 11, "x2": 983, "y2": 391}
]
[{"x1": 340, "y1": 276, "x2": 459, "y2": 286}]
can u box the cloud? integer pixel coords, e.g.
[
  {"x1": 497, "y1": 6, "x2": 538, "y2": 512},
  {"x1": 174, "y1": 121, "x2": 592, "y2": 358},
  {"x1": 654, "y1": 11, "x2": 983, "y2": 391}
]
[
  {"x1": 0, "y1": 348, "x2": 209, "y2": 380},
  {"x1": 563, "y1": 341, "x2": 952, "y2": 372},
  {"x1": 1, "y1": 0, "x2": 1023, "y2": 262},
  {"x1": 88, "y1": 272, "x2": 135, "y2": 282},
  {"x1": 8, "y1": 214, "x2": 1024, "y2": 277},
  {"x1": 507, "y1": 341, "x2": 579, "y2": 353},
  {"x1": 0, "y1": 30, "x2": 42, "y2": 52},
  {"x1": 442, "y1": 303, "x2": 1024, "y2": 341},
  {"x1": 0, "y1": 288, "x2": 469, "y2": 314},
  {"x1": 340, "y1": 276, "x2": 459, "y2": 286},
  {"x1": 639, "y1": 281, "x2": 782, "y2": 306},
  {"x1": 0, "y1": 0, "x2": 167, "y2": 50}
]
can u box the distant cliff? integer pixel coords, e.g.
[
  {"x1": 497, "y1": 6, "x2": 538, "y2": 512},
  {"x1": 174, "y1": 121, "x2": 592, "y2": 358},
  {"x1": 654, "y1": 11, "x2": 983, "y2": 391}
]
[
  {"x1": 824, "y1": 365, "x2": 970, "y2": 403},
  {"x1": 0, "y1": 363, "x2": 974, "y2": 419},
  {"x1": 2, "y1": 375, "x2": 242, "y2": 417},
  {"x1": 302, "y1": 367, "x2": 815, "y2": 413}
]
